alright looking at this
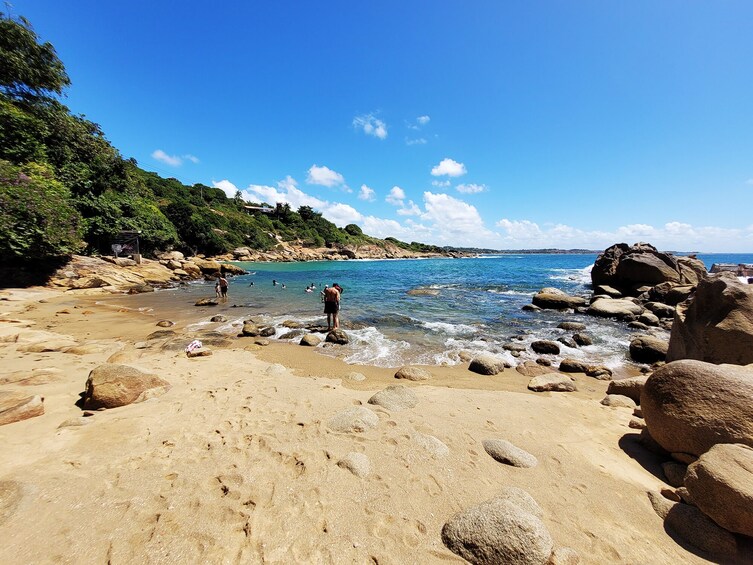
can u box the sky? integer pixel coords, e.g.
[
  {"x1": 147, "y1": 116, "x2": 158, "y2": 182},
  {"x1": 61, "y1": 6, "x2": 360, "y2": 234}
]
[{"x1": 10, "y1": 1, "x2": 753, "y2": 251}]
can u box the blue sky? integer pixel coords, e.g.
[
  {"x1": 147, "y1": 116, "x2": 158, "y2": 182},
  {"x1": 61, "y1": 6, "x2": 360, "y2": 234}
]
[{"x1": 11, "y1": 1, "x2": 753, "y2": 251}]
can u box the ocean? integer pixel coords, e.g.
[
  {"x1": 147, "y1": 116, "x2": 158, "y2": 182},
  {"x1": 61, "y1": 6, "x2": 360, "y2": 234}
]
[{"x1": 124, "y1": 253, "x2": 753, "y2": 370}]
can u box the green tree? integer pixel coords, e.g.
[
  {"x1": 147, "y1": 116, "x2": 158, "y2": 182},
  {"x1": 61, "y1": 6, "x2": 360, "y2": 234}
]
[
  {"x1": 0, "y1": 13, "x2": 70, "y2": 102},
  {"x1": 0, "y1": 160, "x2": 83, "y2": 262}
]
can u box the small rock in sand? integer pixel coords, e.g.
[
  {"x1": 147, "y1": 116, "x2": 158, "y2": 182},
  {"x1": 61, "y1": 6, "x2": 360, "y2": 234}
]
[
  {"x1": 548, "y1": 547, "x2": 581, "y2": 565},
  {"x1": 606, "y1": 375, "x2": 648, "y2": 404},
  {"x1": 337, "y1": 452, "x2": 370, "y2": 477},
  {"x1": 187, "y1": 347, "x2": 212, "y2": 358},
  {"x1": 83, "y1": 364, "x2": 171, "y2": 409},
  {"x1": 327, "y1": 406, "x2": 379, "y2": 433},
  {"x1": 413, "y1": 433, "x2": 449, "y2": 458},
  {"x1": 265, "y1": 363, "x2": 287, "y2": 375},
  {"x1": 470, "y1": 354, "x2": 506, "y2": 375},
  {"x1": 210, "y1": 315, "x2": 228, "y2": 323},
  {"x1": 58, "y1": 417, "x2": 91, "y2": 429},
  {"x1": 394, "y1": 366, "x2": 432, "y2": 381},
  {"x1": 156, "y1": 320, "x2": 175, "y2": 327},
  {"x1": 325, "y1": 329, "x2": 349, "y2": 345},
  {"x1": 558, "y1": 358, "x2": 589, "y2": 373},
  {"x1": 346, "y1": 372, "x2": 366, "y2": 382},
  {"x1": 482, "y1": 439, "x2": 538, "y2": 468},
  {"x1": 368, "y1": 385, "x2": 418, "y2": 411},
  {"x1": 600, "y1": 394, "x2": 636, "y2": 409},
  {"x1": 585, "y1": 365, "x2": 612, "y2": 380},
  {"x1": 441, "y1": 489, "x2": 552, "y2": 564},
  {"x1": 628, "y1": 418, "x2": 646, "y2": 430},
  {"x1": 527, "y1": 374, "x2": 577, "y2": 392},
  {"x1": 254, "y1": 338, "x2": 270, "y2": 346},
  {"x1": 515, "y1": 360, "x2": 551, "y2": 377}
]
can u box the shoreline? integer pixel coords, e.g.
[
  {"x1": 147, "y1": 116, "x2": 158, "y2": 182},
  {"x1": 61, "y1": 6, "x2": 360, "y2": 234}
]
[{"x1": 0, "y1": 287, "x2": 710, "y2": 563}]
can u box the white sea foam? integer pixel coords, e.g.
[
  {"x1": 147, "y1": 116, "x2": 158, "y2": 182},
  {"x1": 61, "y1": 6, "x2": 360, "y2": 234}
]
[
  {"x1": 420, "y1": 320, "x2": 478, "y2": 335},
  {"x1": 486, "y1": 289, "x2": 535, "y2": 296},
  {"x1": 549, "y1": 264, "x2": 593, "y2": 284},
  {"x1": 334, "y1": 326, "x2": 412, "y2": 367}
]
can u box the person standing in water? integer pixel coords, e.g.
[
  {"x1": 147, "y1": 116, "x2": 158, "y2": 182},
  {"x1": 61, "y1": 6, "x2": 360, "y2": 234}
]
[
  {"x1": 218, "y1": 274, "x2": 229, "y2": 301},
  {"x1": 323, "y1": 283, "x2": 341, "y2": 330}
]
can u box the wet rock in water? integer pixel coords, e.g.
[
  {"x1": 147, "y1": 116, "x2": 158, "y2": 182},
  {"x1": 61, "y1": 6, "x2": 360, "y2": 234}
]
[
  {"x1": 557, "y1": 321, "x2": 587, "y2": 331},
  {"x1": 587, "y1": 298, "x2": 643, "y2": 320},
  {"x1": 394, "y1": 366, "x2": 432, "y2": 381},
  {"x1": 258, "y1": 326, "x2": 276, "y2": 337},
  {"x1": 413, "y1": 433, "x2": 449, "y2": 458},
  {"x1": 600, "y1": 394, "x2": 636, "y2": 409},
  {"x1": 638, "y1": 311, "x2": 660, "y2": 327},
  {"x1": 531, "y1": 340, "x2": 560, "y2": 355},
  {"x1": 299, "y1": 334, "x2": 322, "y2": 347},
  {"x1": 559, "y1": 358, "x2": 589, "y2": 373},
  {"x1": 327, "y1": 407, "x2": 378, "y2": 433},
  {"x1": 482, "y1": 439, "x2": 538, "y2": 468},
  {"x1": 668, "y1": 273, "x2": 753, "y2": 365},
  {"x1": 503, "y1": 342, "x2": 527, "y2": 353},
  {"x1": 629, "y1": 335, "x2": 668, "y2": 364},
  {"x1": 662, "y1": 461, "x2": 688, "y2": 488},
  {"x1": 606, "y1": 375, "x2": 648, "y2": 404},
  {"x1": 187, "y1": 347, "x2": 212, "y2": 358},
  {"x1": 241, "y1": 322, "x2": 260, "y2": 336},
  {"x1": 628, "y1": 321, "x2": 650, "y2": 331},
  {"x1": 572, "y1": 333, "x2": 593, "y2": 346},
  {"x1": 325, "y1": 329, "x2": 349, "y2": 345},
  {"x1": 281, "y1": 320, "x2": 303, "y2": 329},
  {"x1": 535, "y1": 358, "x2": 551, "y2": 366},
  {"x1": 641, "y1": 359, "x2": 753, "y2": 456},
  {"x1": 156, "y1": 320, "x2": 175, "y2": 327},
  {"x1": 515, "y1": 360, "x2": 551, "y2": 378},
  {"x1": 532, "y1": 288, "x2": 588, "y2": 310},
  {"x1": 195, "y1": 298, "x2": 218, "y2": 306},
  {"x1": 441, "y1": 489, "x2": 552, "y2": 565},
  {"x1": 527, "y1": 374, "x2": 576, "y2": 392},
  {"x1": 279, "y1": 329, "x2": 305, "y2": 340},
  {"x1": 406, "y1": 288, "x2": 440, "y2": 297},
  {"x1": 684, "y1": 443, "x2": 753, "y2": 537},
  {"x1": 0, "y1": 392, "x2": 44, "y2": 426},
  {"x1": 556, "y1": 336, "x2": 578, "y2": 349},
  {"x1": 469, "y1": 354, "x2": 506, "y2": 376},
  {"x1": 83, "y1": 364, "x2": 171, "y2": 409},
  {"x1": 585, "y1": 365, "x2": 612, "y2": 380},
  {"x1": 522, "y1": 304, "x2": 541, "y2": 312},
  {"x1": 367, "y1": 385, "x2": 418, "y2": 411},
  {"x1": 210, "y1": 315, "x2": 228, "y2": 323},
  {"x1": 336, "y1": 452, "x2": 370, "y2": 477}
]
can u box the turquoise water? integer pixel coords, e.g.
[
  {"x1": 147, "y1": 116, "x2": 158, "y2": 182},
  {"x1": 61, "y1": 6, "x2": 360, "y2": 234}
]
[{"x1": 136, "y1": 253, "x2": 753, "y2": 368}]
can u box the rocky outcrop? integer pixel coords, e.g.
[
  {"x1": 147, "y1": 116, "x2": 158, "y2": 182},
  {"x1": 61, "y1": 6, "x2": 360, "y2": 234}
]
[
  {"x1": 83, "y1": 364, "x2": 171, "y2": 409},
  {"x1": 684, "y1": 443, "x2": 753, "y2": 538},
  {"x1": 0, "y1": 392, "x2": 44, "y2": 426},
  {"x1": 667, "y1": 273, "x2": 753, "y2": 365},
  {"x1": 641, "y1": 360, "x2": 753, "y2": 456},
  {"x1": 591, "y1": 243, "x2": 705, "y2": 291}
]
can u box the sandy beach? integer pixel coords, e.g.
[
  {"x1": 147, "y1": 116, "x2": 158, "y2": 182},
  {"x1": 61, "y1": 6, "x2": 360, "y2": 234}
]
[{"x1": 0, "y1": 288, "x2": 715, "y2": 564}]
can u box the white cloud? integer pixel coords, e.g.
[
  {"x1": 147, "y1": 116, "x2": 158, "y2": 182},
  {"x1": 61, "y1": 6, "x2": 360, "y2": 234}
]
[
  {"x1": 422, "y1": 192, "x2": 486, "y2": 233},
  {"x1": 386, "y1": 186, "x2": 406, "y2": 206},
  {"x1": 496, "y1": 219, "x2": 544, "y2": 240},
  {"x1": 324, "y1": 203, "x2": 363, "y2": 226},
  {"x1": 358, "y1": 184, "x2": 376, "y2": 201},
  {"x1": 152, "y1": 149, "x2": 183, "y2": 167},
  {"x1": 406, "y1": 138, "x2": 427, "y2": 146},
  {"x1": 397, "y1": 200, "x2": 421, "y2": 216},
  {"x1": 353, "y1": 114, "x2": 388, "y2": 139},
  {"x1": 431, "y1": 180, "x2": 450, "y2": 188},
  {"x1": 183, "y1": 154, "x2": 200, "y2": 164},
  {"x1": 306, "y1": 164, "x2": 345, "y2": 187},
  {"x1": 212, "y1": 179, "x2": 239, "y2": 198},
  {"x1": 456, "y1": 183, "x2": 487, "y2": 194},
  {"x1": 417, "y1": 115, "x2": 430, "y2": 125},
  {"x1": 431, "y1": 158, "x2": 467, "y2": 177}
]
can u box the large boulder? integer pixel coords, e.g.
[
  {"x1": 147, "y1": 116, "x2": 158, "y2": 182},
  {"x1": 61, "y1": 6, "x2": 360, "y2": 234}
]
[
  {"x1": 684, "y1": 443, "x2": 753, "y2": 537},
  {"x1": 591, "y1": 243, "x2": 703, "y2": 290},
  {"x1": 441, "y1": 490, "x2": 553, "y2": 564},
  {"x1": 641, "y1": 360, "x2": 753, "y2": 456},
  {"x1": 628, "y1": 335, "x2": 668, "y2": 363},
  {"x1": 0, "y1": 392, "x2": 44, "y2": 426},
  {"x1": 531, "y1": 288, "x2": 587, "y2": 310},
  {"x1": 587, "y1": 298, "x2": 643, "y2": 320},
  {"x1": 469, "y1": 354, "x2": 506, "y2": 376},
  {"x1": 83, "y1": 364, "x2": 171, "y2": 409},
  {"x1": 667, "y1": 273, "x2": 753, "y2": 365}
]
